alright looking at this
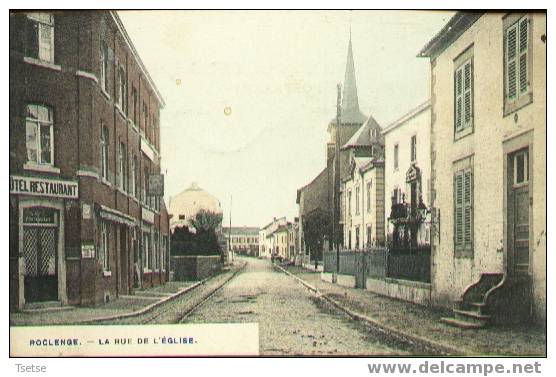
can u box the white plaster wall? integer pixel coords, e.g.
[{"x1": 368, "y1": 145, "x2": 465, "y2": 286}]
[{"x1": 430, "y1": 13, "x2": 545, "y2": 320}]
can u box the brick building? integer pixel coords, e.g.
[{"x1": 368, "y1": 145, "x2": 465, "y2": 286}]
[{"x1": 9, "y1": 11, "x2": 170, "y2": 310}]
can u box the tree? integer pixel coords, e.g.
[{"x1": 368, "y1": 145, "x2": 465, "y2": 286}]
[
  {"x1": 171, "y1": 210, "x2": 223, "y2": 256},
  {"x1": 302, "y1": 208, "x2": 331, "y2": 262}
]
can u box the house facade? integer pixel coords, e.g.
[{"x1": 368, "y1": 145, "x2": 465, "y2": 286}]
[
  {"x1": 340, "y1": 115, "x2": 385, "y2": 250},
  {"x1": 223, "y1": 226, "x2": 260, "y2": 256},
  {"x1": 383, "y1": 101, "x2": 432, "y2": 257},
  {"x1": 259, "y1": 217, "x2": 287, "y2": 259},
  {"x1": 420, "y1": 12, "x2": 546, "y2": 325},
  {"x1": 9, "y1": 11, "x2": 170, "y2": 310}
]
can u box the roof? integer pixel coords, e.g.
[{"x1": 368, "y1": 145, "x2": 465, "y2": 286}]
[
  {"x1": 222, "y1": 226, "x2": 260, "y2": 236},
  {"x1": 382, "y1": 100, "x2": 431, "y2": 135},
  {"x1": 330, "y1": 36, "x2": 367, "y2": 125},
  {"x1": 341, "y1": 114, "x2": 383, "y2": 150},
  {"x1": 111, "y1": 12, "x2": 165, "y2": 107},
  {"x1": 418, "y1": 12, "x2": 483, "y2": 59},
  {"x1": 296, "y1": 166, "x2": 328, "y2": 204},
  {"x1": 168, "y1": 182, "x2": 222, "y2": 220}
]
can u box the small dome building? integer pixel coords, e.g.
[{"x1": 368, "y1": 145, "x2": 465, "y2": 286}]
[{"x1": 169, "y1": 182, "x2": 222, "y2": 231}]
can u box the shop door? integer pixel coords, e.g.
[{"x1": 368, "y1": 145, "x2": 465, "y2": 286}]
[
  {"x1": 23, "y1": 221, "x2": 58, "y2": 303},
  {"x1": 508, "y1": 149, "x2": 530, "y2": 275}
]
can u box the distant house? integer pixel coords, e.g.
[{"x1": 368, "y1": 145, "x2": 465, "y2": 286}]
[
  {"x1": 340, "y1": 115, "x2": 385, "y2": 250},
  {"x1": 168, "y1": 182, "x2": 222, "y2": 232},
  {"x1": 259, "y1": 217, "x2": 287, "y2": 259},
  {"x1": 222, "y1": 226, "x2": 260, "y2": 256},
  {"x1": 419, "y1": 11, "x2": 546, "y2": 326}
]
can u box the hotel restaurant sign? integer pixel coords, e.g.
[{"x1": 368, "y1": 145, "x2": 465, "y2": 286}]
[{"x1": 10, "y1": 175, "x2": 79, "y2": 200}]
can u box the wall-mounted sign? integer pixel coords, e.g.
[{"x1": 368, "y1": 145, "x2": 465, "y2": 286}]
[
  {"x1": 82, "y1": 203, "x2": 92, "y2": 220},
  {"x1": 23, "y1": 207, "x2": 56, "y2": 225},
  {"x1": 140, "y1": 138, "x2": 155, "y2": 161},
  {"x1": 142, "y1": 208, "x2": 155, "y2": 224},
  {"x1": 81, "y1": 242, "x2": 95, "y2": 259},
  {"x1": 147, "y1": 174, "x2": 164, "y2": 196},
  {"x1": 10, "y1": 175, "x2": 78, "y2": 199},
  {"x1": 406, "y1": 165, "x2": 421, "y2": 183}
]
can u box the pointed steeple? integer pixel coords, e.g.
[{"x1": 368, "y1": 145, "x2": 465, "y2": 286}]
[{"x1": 340, "y1": 35, "x2": 367, "y2": 124}]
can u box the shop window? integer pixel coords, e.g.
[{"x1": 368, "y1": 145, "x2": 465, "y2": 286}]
[
  {"x1": 25, "y1": 12, "x2": 54, "y2": 63},
  {"x1": 25, "y1": 104, "x2": 54, "y2": 166}
]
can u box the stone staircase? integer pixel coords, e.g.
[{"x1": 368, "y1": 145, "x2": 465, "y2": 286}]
[{"x1": 441, "y1": 273, "x2": 504, "y2": 329}]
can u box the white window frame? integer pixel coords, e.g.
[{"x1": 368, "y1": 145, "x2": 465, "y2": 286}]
[
  {"x1": 367, "y1": 181, "x2": 372, "y2": 213},
  {"x1": 117, "y1": 66, "x2": 127, "y2": 112},
  {"x1": 99, "y1": 222, "x2": 110, "y2": 271},
  {"x1": 410, "y1": 135, "x2": 417, "y2": 162},
  {"x1": 26, "y1": 13, "x2": 55, "y2": 63},
  {"x1": 355, "y1": 186, "x2": 360, "y2": 215},
  {"x1": 100, "y1": 41, "x2": 109, "y2": 93},
  {"x1": 100, "y1": 125, "x2": 109, "y2": 180},
  {"x1": 25, "y1": 104, "x2": 54, "y2": 166},
  {"x1": 393, "y1": 143, "x2": 399, "y2": 170},
  {"x1": 513, "y1": 149, "x2": 529, "y2": 186}
]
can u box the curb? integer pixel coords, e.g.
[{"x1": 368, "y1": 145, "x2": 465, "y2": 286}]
[
  {"x1": 77, "y1": 280, "x2": 206, "y2": 324},
  {"x1": 79, "y1": 264, "x2": 245, "y2": 324},
  {"x1": 274, "y1": 264, "x2": 472, "y2": 356}
]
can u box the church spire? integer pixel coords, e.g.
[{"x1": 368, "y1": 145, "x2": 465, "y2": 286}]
[{"x1": 340, "y1": 34, "x2": 366, "y2": 124}]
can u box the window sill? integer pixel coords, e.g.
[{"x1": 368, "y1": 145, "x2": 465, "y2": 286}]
[
  {"x1": 23, "y1": 163, "x2": 60, "y2": 174},
  {"x1": 115, "y1": 105, "x2": 127, "y2": 120},
  {"x1": 23, "y1": 57, "x2": 61, "y2": 72},
  {"x1": 103, "y1": 270, "x2": 112, "y2": 277},
  {"x1": 100, "y1": 177, "x2": 112, "y2": 188},
  {"x1": 454, "y1": 125, "x2": 474, "y2": 141},
  {"x1": 504, "y1": 92, "x2": 533, "y2": 117},
  {"x1": 100, "y1": 88, "x2": 111, "y2": 101}
]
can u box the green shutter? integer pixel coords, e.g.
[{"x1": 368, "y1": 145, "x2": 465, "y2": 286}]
[
  {"x1": 463, "y1": 170, "x2": 472, "y2": 247},
  {"x1": 463, "y1": 61, "x2": 472, "y2": 127},
  {"x1": 506, "y1": 23, "x2": 518, "y2": 99},
  {"x1": 518, "y1": 17, "x2": 529, "y2": 94},
  {"x1": 455, "y1": 68, "x2": 463, "y2": 130},
  {"x1": 454, "y1": 172, "x2": 464, "y2": 247}
]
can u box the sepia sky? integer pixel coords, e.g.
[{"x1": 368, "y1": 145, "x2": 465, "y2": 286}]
[{"x1": 117, "y1": 10, "x2": 454, "y2": 227}]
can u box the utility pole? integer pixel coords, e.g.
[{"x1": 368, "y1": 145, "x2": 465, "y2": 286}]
[
  {"x1": 335, "y1": 83, "x2": 342, "y2": 276},
  {"x1": 229, "y1": 195, "x2": 233, "y2": 263}
]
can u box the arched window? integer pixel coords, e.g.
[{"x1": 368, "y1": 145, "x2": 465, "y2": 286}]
[{"x1": 25, "y1": 104, "x2": 54, "y2": 165}]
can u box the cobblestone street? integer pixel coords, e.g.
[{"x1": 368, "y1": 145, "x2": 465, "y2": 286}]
[{"x1": 183, "y1": 257, "x2": 412, "y2": 355}]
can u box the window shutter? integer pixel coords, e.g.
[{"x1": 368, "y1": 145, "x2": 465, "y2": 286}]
[
  {"x1": 506, "y1": 24, "x2": 518, "y2": 99},
  {"x1": 463, "y1": 170, "x2": 472, "y2": 247},
  {"x1": 454, "y1": 172, "x2": 464, "y2": 247},
  {"x1": 463, "y1": 61, "x2": 472, "y2": 126},
  {"x1": 518, "y1": 17, "x2": 529, "y2": 94},
  {"x1": 455, "y1": 69, "x2": 463, "y2": 130}
]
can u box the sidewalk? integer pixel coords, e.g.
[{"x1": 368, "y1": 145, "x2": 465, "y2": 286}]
[
  {"x1": 282, "y1": 265, "x2": 546, "y2": 356},
  {"x1": 10, "y1": 281, "x2": 197, "y2": 326}
]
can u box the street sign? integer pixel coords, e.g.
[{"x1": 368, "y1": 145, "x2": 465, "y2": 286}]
[{"x1": 147, "y1": 174, "x2": 164, "y2": 196}]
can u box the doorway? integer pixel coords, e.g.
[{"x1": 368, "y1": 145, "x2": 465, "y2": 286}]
[
  {"x1": 22, "y1": 207, "x2": 59, "y2": 303},
  {"x1": 508, "y1": 148, "x2": 530, "y2": 275}
]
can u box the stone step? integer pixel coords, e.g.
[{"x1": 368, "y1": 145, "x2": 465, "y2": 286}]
[
  {"x1": 440, "y1": 316, "x2": 484, "y2": 329},
  {"x1": 453, "y1": 308, "x2": 490, "y2": 326}
]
